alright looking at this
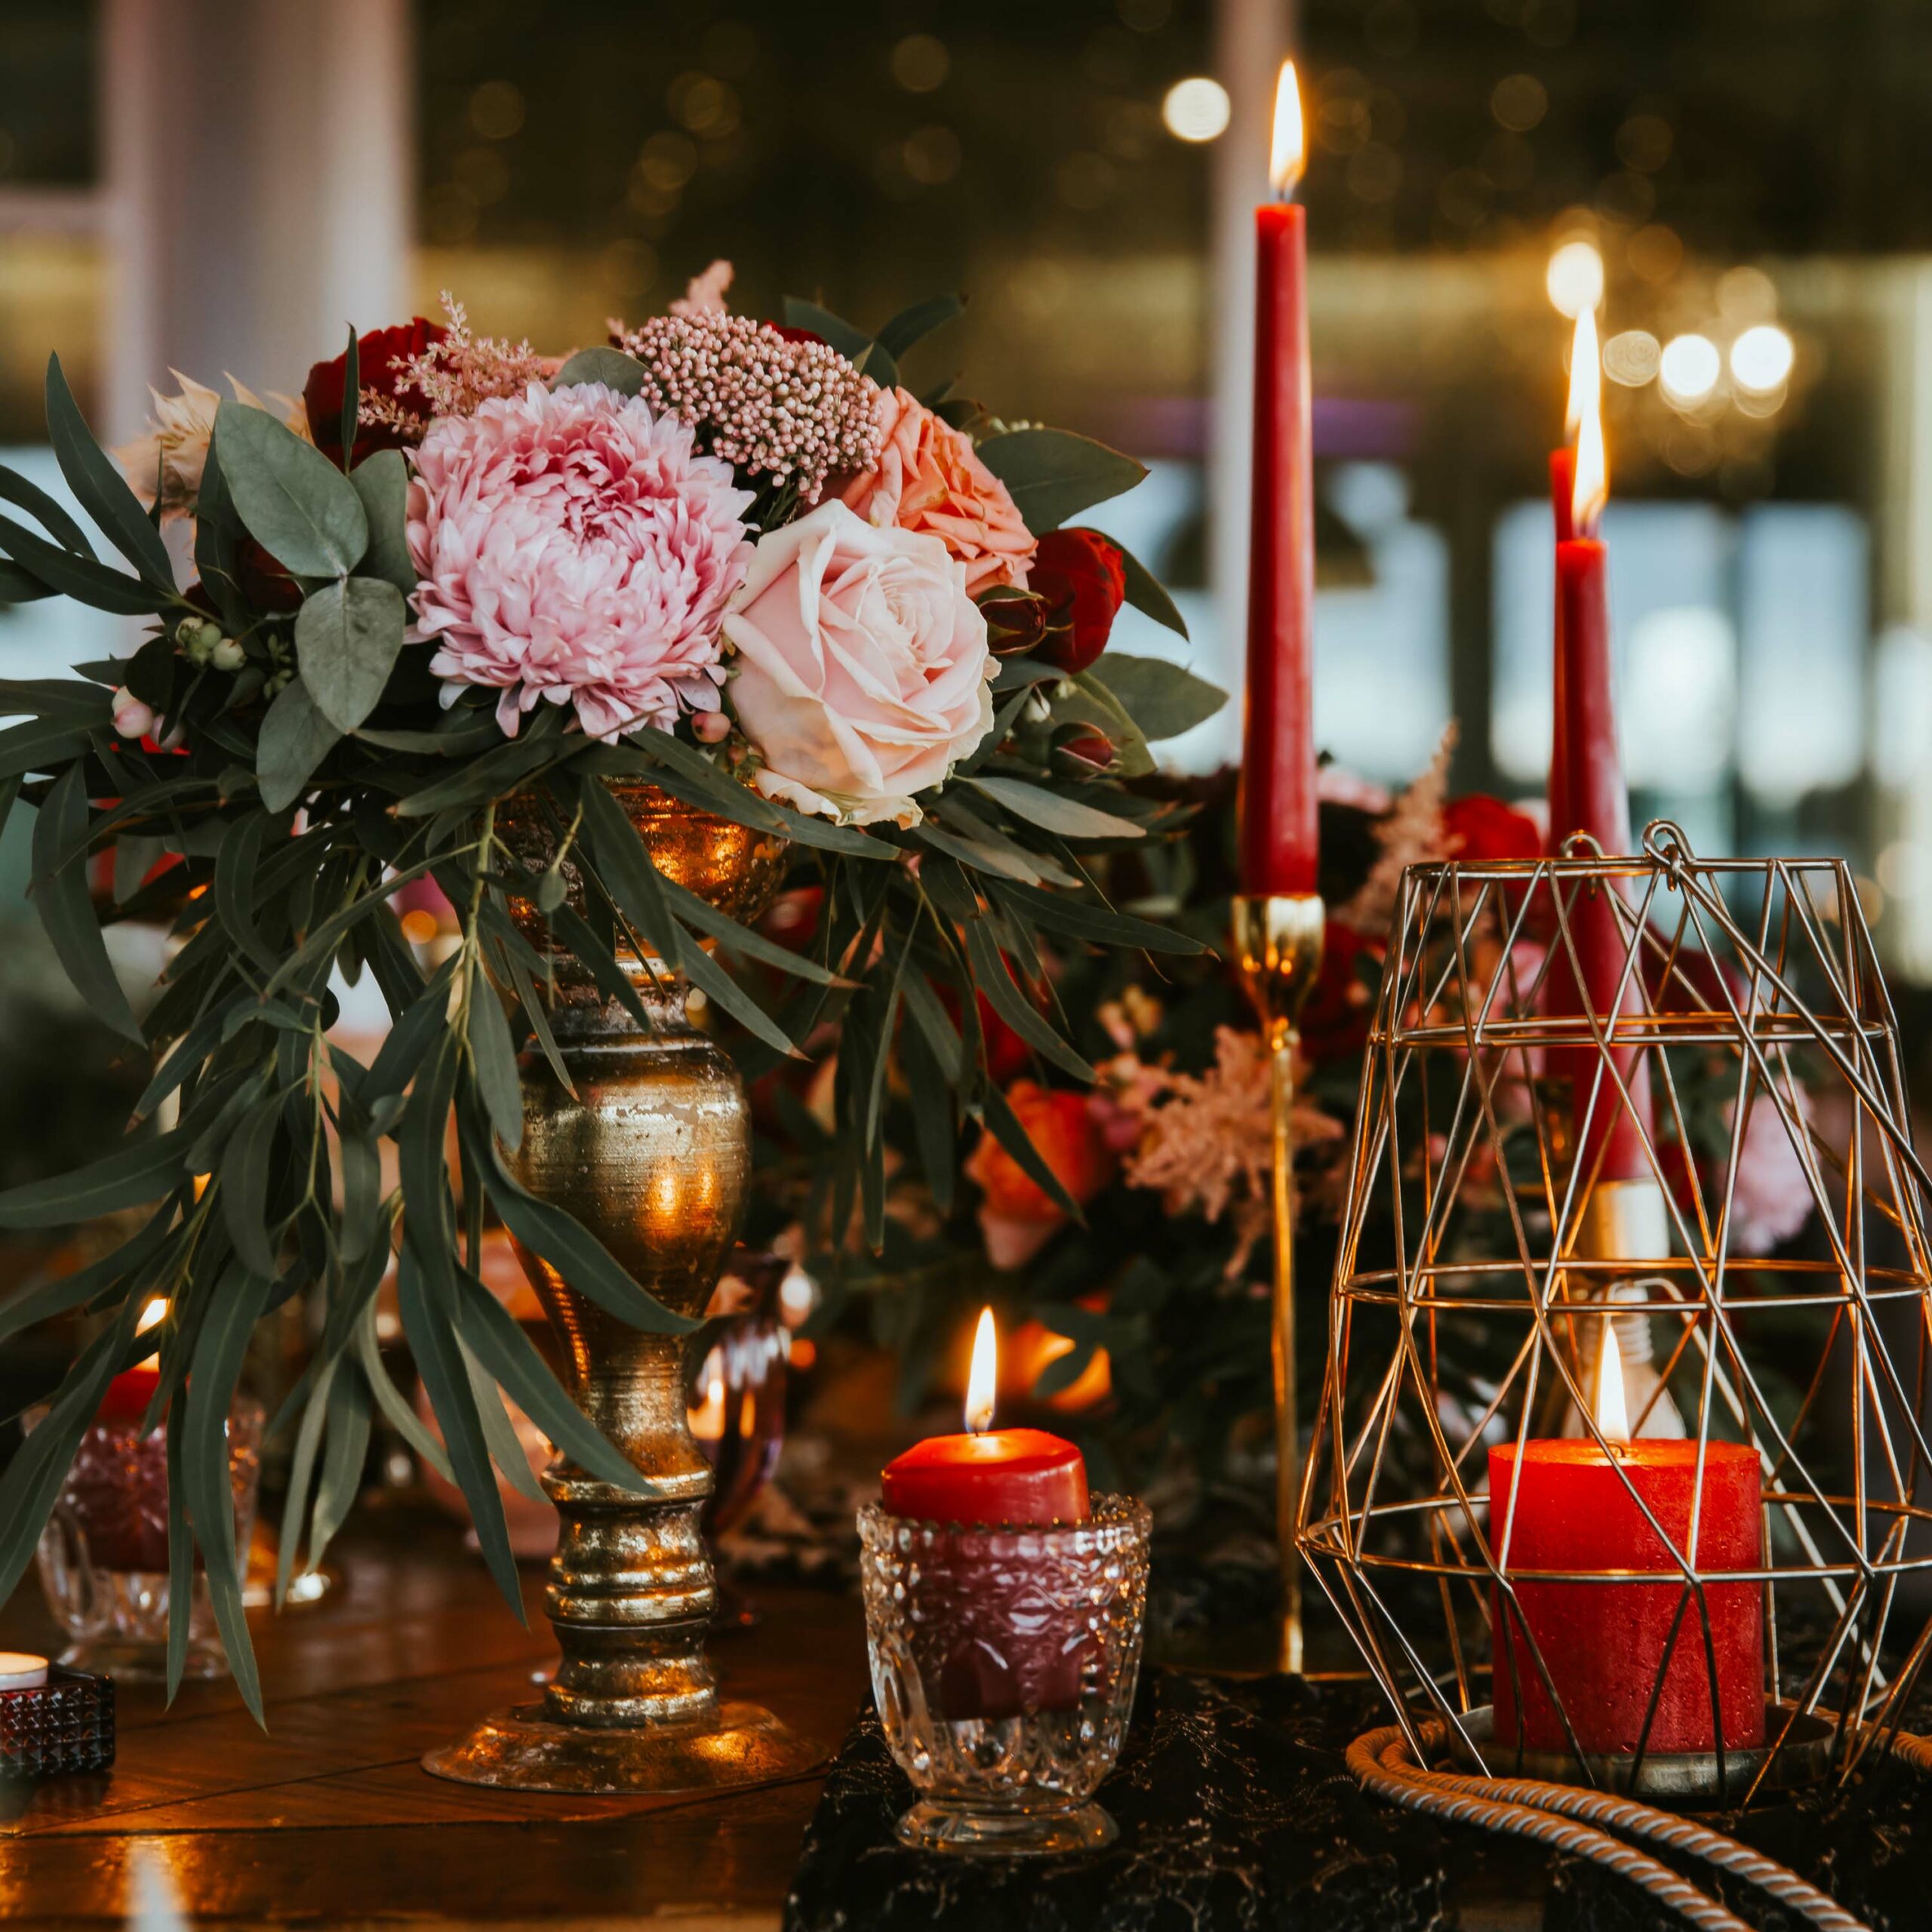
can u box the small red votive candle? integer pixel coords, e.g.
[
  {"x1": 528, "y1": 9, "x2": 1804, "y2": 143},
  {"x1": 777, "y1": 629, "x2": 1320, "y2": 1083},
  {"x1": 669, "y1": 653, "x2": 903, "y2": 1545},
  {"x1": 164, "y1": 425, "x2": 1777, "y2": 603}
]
[
  {"x1": 878, "y1": 1309, "x2": 1093, "y2": 1720},
  {"x1": 1490, "y1": 1327, "x2": 1764, "y2": 1758}
]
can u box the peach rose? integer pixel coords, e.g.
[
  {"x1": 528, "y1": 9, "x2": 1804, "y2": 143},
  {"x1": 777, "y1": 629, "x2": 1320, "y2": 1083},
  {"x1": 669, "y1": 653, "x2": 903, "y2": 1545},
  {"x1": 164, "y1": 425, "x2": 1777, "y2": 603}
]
[
  {"x1": 723, "y1": 500, "x2": 995, "y2": 826},
  {"x1": 839, "y1": 387, "x2": 1035, "y2": 593}
]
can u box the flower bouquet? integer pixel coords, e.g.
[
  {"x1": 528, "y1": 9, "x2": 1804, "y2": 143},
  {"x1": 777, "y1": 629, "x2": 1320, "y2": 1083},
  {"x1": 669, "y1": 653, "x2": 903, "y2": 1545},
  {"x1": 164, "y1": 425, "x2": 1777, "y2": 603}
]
[{"x1": 0, "y1": 266, "x2": 1221, "y2": 1715}]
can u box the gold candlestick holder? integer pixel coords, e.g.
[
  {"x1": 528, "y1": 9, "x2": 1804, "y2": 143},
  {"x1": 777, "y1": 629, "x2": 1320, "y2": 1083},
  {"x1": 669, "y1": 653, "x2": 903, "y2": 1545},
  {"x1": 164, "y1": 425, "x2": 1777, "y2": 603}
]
[{"x1": 1232, "y1": 891, "x2": 1326, "y2": 1676}]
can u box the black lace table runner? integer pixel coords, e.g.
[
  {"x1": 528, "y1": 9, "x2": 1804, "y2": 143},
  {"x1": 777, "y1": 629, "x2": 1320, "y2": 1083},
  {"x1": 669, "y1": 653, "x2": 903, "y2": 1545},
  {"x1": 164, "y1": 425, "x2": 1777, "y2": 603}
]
[
  {"x1": 785, "y1": 1672, "x2": 1454, "y2": 1932},
  {"x1": 786, "y1": 1671, "x2": 1932, "y2": 1932}
]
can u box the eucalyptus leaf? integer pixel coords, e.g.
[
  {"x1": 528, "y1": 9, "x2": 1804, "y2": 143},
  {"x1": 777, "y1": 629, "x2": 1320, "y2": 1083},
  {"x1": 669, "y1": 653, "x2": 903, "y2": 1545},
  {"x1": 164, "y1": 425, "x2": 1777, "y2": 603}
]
[
  {"x1": 216, "y1": 400, "x2": 369, "y2": 577},
  {"x1": 975, "y1": 428, "x2": 1146, "y2": 532},
  {"x1": 551, "y1": 346, "x2": 647, "y2": 395},
  {"x1": 0, "y1": 463, "x2": 95, "y2": 557},
  {"x1": 466, "y1": 977, "x2": 525, "y2": 1152},
  {"x1": 875, "y1": 293, "x2": 964, "y2": 359},
  {"x1": 295, "y1": 576, "x2": 407, "y2": 732},
  {"x1": 347, "y1": 451, "x2": 416, "y2": 594},
  {"x1": 1114, "y1": 540, "x2": 1189, "y2": 640},
  {"x1": 257, "y1": 678, "x2": 343, "y2": 812},
  {"x1": 1090, "y1": 653, "x2": 1226, "y2": 743}
]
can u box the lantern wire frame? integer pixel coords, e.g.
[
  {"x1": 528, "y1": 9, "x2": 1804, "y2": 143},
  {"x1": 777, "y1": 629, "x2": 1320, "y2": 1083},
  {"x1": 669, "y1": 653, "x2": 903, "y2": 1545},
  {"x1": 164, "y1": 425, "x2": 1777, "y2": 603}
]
[{"x1": 1297, "y1": 821, "x2": 1932, "y2": 1804}]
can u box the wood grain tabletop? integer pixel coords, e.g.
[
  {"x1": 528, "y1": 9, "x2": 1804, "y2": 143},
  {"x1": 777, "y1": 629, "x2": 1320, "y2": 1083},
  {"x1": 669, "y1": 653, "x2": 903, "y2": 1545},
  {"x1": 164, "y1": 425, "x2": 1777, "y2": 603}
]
[{"x1": 0, "y1": 1498, "x2": 865, "y2": 1930}]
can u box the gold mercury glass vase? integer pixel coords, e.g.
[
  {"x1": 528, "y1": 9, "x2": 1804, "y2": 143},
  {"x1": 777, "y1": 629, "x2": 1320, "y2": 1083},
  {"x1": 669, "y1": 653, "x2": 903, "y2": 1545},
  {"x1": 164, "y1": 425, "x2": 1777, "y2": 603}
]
[{"x1": 424, "y1": 780, "x2": 823, "y2": 1794}]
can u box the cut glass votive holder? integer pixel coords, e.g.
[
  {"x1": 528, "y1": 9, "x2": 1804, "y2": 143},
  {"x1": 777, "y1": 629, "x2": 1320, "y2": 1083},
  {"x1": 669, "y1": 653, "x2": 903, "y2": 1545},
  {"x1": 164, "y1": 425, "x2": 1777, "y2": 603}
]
[
  {"x1": 30, "y1": 1398, "x2": 263, "y2": 1681},
  {"x1": 857, "y1": 1495, "x2": 1152, "y2": 1857},
  {"x1": 0, "y1": 1669, "x2": 115, "y2": 1779}
]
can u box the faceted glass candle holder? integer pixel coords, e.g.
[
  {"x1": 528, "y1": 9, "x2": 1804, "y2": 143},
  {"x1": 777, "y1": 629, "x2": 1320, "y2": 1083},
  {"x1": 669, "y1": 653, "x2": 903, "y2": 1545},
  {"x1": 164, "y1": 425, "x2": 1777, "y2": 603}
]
[
  {"x1": 858, "y1": 1495, "x2": 1152, "y2": 1857},
  {"x1": 0, "y1": 1668, "x2": 115, "y2": 1778},
  {"x1": 31, "y1": 1399, "x2": 263, "y2": 1681}
]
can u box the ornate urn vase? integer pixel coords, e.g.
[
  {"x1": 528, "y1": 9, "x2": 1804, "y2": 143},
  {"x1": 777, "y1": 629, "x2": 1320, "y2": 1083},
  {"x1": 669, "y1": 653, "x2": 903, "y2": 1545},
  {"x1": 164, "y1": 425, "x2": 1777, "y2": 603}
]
[{"x1": 425, "y1": 781, "x2": 821, "y2": 1793}]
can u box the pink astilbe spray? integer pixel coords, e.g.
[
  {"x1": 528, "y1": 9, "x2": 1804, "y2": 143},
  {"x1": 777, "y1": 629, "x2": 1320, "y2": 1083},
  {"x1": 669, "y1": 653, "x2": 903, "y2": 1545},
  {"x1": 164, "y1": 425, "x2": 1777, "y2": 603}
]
[
  {"x1": 362, "y1": 292, "x2": 552, "y2": 438},
  {"x1": 611, "y1": 284, "x2": 884, "y2": 506},
  {"x1": 407, "y1": 380, "x2": 755, "y2": 741}
]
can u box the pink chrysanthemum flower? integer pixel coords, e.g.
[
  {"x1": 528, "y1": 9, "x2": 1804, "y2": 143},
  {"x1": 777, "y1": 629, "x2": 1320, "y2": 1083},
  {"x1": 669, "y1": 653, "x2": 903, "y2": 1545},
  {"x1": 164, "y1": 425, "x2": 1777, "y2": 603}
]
[{"x1": 407, "y1": 381, "x2": 755, "y2": 741}]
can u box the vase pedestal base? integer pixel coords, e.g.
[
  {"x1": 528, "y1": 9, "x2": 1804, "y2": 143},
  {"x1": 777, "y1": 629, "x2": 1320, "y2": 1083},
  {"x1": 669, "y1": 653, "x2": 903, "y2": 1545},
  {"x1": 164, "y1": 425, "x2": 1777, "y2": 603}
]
[{"x1": 423, "y1": 1698, "x2": 823, "y2": 1796}]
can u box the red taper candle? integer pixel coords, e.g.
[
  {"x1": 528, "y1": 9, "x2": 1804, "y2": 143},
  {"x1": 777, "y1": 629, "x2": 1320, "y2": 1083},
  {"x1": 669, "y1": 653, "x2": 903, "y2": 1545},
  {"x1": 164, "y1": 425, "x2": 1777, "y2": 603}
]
[
  {"x1": 1238, "y1": 62, "x2": 1318, "y2": 897},
  {"x1": 1491, "y1": 1327, "x2": 1764, "y2": 1755},
  {"x1": 1546, "y1": 312, "x2": 1654, "y2": 1185}
]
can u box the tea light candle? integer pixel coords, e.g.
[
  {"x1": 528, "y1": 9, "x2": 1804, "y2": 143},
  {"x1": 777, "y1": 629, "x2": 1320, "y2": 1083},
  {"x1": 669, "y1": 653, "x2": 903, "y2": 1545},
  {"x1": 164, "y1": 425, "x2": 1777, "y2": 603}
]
[{"x1": 0, "y1": 1654, "x2": 49, "y2": 1691}]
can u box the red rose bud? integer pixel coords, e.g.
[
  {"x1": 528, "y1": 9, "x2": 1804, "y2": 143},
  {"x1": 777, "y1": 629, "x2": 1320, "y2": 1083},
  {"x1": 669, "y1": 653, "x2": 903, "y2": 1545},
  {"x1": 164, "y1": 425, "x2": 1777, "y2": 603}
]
[
  {"x1": 304, "y1": 317, "x2": 448, "y2": 467},
  {"x1": 1051, "y1": 725, "x2": 1115, "y2": 775},
  {"x1": 979, "y1": 586, "x2": 1050, "y2": 656},
  {"x1": 1030, "y1": 528, "x2": 1128, "y2": 675}
]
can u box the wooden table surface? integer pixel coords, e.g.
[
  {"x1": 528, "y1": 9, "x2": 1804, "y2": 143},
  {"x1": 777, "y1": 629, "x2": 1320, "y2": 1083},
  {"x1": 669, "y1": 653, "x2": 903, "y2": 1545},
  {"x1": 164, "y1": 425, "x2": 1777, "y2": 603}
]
[{"x1": 0, "y1": 1500, "x2": 867, "y2": 1930}]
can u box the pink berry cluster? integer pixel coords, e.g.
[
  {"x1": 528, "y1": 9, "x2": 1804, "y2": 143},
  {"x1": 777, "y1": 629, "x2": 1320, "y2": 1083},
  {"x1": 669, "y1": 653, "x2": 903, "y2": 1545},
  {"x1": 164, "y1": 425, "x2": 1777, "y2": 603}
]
[{"x1": 611, "y1": 309, "x2": 885, "y2": 504}]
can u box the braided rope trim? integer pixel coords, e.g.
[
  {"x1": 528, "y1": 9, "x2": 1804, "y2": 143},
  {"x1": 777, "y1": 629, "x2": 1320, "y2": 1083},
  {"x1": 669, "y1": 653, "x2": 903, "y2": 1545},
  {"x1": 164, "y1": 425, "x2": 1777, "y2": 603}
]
[{"x1": 1347, "y1": 1722, "x2": 1875, "y2": 1932}]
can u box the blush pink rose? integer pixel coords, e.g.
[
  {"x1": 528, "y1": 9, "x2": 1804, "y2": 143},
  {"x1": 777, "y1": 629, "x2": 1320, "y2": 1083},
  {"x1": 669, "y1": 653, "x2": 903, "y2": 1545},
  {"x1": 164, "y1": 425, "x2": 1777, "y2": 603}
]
[
  {"x1": 838, "y1": 387, "x2": 1035, "y2": 594},
  {"x1": 722, "y1": 500, "x2": 995, "y2": 826}
]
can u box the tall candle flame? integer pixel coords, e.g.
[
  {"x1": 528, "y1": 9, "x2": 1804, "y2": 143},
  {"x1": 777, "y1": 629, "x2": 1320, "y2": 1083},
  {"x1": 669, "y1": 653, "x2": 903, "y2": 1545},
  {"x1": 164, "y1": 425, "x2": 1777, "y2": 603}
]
[
  {"x1": 964, "y1": 1306, "x2": 998, "y2": 1435},
  {"x1": 1571, "y1": 395, "x2": 1607, "y2": 540},
  {"x1": 1269, "y1": 61, "x2": 1306, "y2": 200},
  {"x1": 134, "y1": 1295, "x2": 167, "y2": 1367},
  {"x1": 1565, "y1": 302, "x2": 1600, "y2": 439},
  {"x1": 1593, "y1": 1318, "x2": 1630, "y2": 1444}
]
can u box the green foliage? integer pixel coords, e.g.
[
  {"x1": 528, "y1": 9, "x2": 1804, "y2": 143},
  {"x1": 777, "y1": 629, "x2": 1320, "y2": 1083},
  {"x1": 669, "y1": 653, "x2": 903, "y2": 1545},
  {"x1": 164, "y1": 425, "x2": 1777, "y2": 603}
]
[{"x1": 0, "y1": 297, "x2": 1216, "y2": 1720}]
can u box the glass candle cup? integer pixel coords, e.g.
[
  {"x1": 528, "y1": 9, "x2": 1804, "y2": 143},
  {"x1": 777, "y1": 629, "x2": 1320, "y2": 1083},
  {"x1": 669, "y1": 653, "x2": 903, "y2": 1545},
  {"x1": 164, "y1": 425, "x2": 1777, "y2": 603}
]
[
  {"x1": 857, "y1": 1495, "x2": 1152, "y2": 1857},
  {"x1": 31, "y1": 1398, "x2": 263, "y2": 1681}
]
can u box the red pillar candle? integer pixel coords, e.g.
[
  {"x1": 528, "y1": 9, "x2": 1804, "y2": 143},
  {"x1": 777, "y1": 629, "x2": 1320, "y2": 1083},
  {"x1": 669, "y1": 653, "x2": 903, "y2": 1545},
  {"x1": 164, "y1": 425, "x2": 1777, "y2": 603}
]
[
  {"x1": 878, "y1": 1310, "x2": 1093, "y2": 1720},
  {"x1": 1489, "y1": 1327, "x2": 1764, "y2": 1757},
  {"x1": 1238, "y1": 63, "x2": 1318, "y2": 897}
]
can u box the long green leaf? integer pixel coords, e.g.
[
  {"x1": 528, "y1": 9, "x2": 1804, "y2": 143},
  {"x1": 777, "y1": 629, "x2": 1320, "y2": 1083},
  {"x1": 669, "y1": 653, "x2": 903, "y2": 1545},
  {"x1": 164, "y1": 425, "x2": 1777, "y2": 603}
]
[
  {"x1": 46, "y1": 352, "x2": 174, "y2": 587},
  {"x1": 0, "y1": 514, "x2": 170, "y2": 614},
  {"x1": 453, "y1": 1266, "x2": 660, "y2": 1494},
  {"x1": 0, "y1": 1200, "x2": 177, "y2": 1346},
  {"x1": 397, "y1": 1244, "x2": 523, "y2": 1614},
  {"x1": 219, "y1": 1089, "x2": 286, "y2": 1277},
  {"x1": 577, "y1": 774, "x2": 682, "y2": 966},
  {"x1": 276, "y1": 1352, "x2": 337, "y2": 1606},
  {"x1": 989, "y1": 876, "x2": 1206, "y2": 956},
  {"x1": 182, "y1": 1266, "x2": 272, "y2": 1723},
  {"x1": 350, "y1": 1308, "x2": 452, "y2": 1482},
  {"x1": 979, "y1": 1078, "x2": 1080, "y2": 1220},
  {"x1": 29, "y1": 764, "x2": 143, "y2": 1043},
  {"x1": 0, "y1": 715, "x2": 94, "y2": 783},
  {"x1": 0, "y1": 463, "x2": 94, "y2": 556},
  {"x1": 215, "y1": 400, "x2": 368, "y2": 577},
  {"x1": 961, "y1": 915, "x2": 1092, "y2": 1081},
  {"x1": 309, "y1": 1343, "x2": 375, "y2": 1564},
  {"x1": 875, "y1": 293, "x2": 964, "y2": 360},
  {"x1": 466, "y1": 977, "x2": 525, "y2": 1152},
  {"x1": 1113, "y1": 539, "x2": 1188, "y2": 640},
  {"x1": 460, "y1": 1099, "x2": 697, "y2": 1336},
  {"x1": 967, "y1": 774, "x2": 1146, "y2": 841},
  {"x1": 214, "y1": 812, "x2": 278, "y2": 971}
]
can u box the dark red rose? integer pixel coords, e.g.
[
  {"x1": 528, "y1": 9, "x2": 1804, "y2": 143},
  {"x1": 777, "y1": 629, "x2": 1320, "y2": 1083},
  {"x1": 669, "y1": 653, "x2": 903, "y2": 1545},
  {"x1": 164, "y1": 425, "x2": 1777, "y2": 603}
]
[
  {"x1": 1300, "y1": 918, "x2": 1385, "y2": 1065},
  {"x1": 236, "y1": 537, "x2": 305, "y2": 614},
  {"x1": 1029, "y1": 528, "x2": 1128, "y2": 675},
  {"x1": 1443, "y1": 794, "x2": 1542, "y2": 864},
  {"x1": 980, "y1": 588, "x2": 1050, "y2": 656},
  {"x1": 769, "y1": 323, "x2": 826, "y2": 348},
  {"x1": 303, "y1": 318, "x2": 447, "y2": 467}
]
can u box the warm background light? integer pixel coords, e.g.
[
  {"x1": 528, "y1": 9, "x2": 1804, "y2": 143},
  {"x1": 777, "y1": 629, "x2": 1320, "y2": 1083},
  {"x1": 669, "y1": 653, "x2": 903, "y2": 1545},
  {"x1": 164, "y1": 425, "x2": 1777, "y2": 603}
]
[
  {"x1": 1730, "y1": 322, "x2": 1795, "y2": 393},
  {"x1": 1659, "y1": 331, "x2": 1721, "y2": 404},
  {"x1": 1545, "y1": 238, "x2": 1604, "y2": 318},
  {"x1": 964, "y1": 1306, "x2": 998, "y2": 1434},
  {"x1": 1269, "y1": 60, "x2": 1305, "y2": 195},
  {"x1": 1161, "y1": 76, "x2": 1230, "y2": 144},
  {"x1": 1604, "y1": 328, "x2": 1662, "y2": 386}
]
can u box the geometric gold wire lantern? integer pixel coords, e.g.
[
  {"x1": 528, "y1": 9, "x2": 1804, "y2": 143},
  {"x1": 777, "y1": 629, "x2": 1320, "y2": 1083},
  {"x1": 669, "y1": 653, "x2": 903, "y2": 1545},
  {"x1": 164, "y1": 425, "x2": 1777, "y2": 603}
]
[{"x1": 1298, "y1": 821, "x2": 1932, "y2": 1801}]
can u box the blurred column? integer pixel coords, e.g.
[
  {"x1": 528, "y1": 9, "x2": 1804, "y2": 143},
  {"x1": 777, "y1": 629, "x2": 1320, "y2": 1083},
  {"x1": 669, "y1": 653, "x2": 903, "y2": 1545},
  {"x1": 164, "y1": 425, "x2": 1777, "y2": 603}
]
[
  {"x1": 1208, "y1": 0, "x2": 1294, "y2": 728},
  {"x1": 1874, "y1": 261, "x2": 1932, "y2": 980},
  {"x1": 100, "y1": 0, "x2": 413, "y2": 443}
]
